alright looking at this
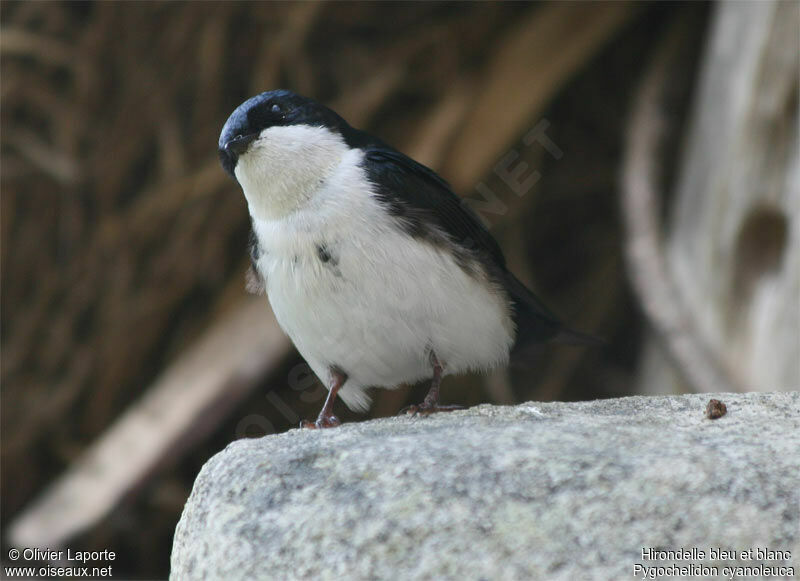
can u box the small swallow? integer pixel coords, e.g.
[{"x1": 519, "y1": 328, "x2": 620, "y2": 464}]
[{"x1": 219, "y1": 90, "x2": 599, "y2": 428}]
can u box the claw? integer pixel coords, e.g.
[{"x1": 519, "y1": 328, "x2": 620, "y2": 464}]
[{"x1": 300, "y1": 414, "x2": 341, "y2": 429}]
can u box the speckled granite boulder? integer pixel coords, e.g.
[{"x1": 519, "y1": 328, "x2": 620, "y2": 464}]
[{"x1": 171, "y1": 392, "x2": 799, "y2": 580}]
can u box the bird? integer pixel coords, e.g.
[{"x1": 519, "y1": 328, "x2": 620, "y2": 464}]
[{"x1": 218, "y1": 89, "x2": 599, "y2": 429}]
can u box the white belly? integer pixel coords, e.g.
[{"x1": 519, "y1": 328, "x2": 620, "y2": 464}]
[{"x1": 250, "y1": 155, "x2": 514, "y2": 411}]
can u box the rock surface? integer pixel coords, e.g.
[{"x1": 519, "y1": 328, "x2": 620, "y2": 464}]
[{"x1": 171, "y1": 392, "x2": 800, "y2": 580}]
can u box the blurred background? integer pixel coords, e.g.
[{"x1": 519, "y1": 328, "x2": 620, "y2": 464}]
[{"x1": 1, "y1": 1, "x2": 797, "y2": 578}]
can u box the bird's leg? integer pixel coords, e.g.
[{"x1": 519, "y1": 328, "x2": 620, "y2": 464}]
[
  {"x1": 402, "y1": 350, "x2": 465, "y2": 416},
  {"x1": 301, "y1": 367, "x2": 347, "y2": 429}
]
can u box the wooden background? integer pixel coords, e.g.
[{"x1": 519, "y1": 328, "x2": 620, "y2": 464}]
[{"x1": 2, "y1": 2, "x2": 796, "y2": 578}]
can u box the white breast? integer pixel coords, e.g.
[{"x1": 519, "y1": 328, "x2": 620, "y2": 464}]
[{"x1": 244, "y1": 138, "x2": 515, "y2": 411}]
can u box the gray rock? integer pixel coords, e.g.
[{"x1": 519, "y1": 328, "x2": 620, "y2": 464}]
[{"x1": 171, "y1": 392, "x2": 800, "y2": 580}]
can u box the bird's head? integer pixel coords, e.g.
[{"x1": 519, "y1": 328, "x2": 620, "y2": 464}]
[{"x1": 218, "y1": 90, "x2": 357, "y2": 220}]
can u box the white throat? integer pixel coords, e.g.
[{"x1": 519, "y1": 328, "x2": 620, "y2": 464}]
[{"x1": 234, "y1": 124, "x2": 349, "y2": 221}]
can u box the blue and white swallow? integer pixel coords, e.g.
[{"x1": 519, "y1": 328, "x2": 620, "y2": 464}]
[{"x1": 218, "y1": 90, "x2": 599, "y2": 428}]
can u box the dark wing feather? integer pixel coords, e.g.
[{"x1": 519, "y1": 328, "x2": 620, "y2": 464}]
[
  {"x1": 362, "y1": 146, "x2": 597, "y2": 346},
  {"x1": 363, "y1": 147, "x2": 506, "y2": 268}
]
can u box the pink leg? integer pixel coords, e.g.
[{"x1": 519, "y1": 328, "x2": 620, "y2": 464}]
[
  {"x1": 301, "y1": 367, "x2": 346, "y2": 429},
  {"x1": 402, "y1": 350, "x2": 465, "y2": 416}
]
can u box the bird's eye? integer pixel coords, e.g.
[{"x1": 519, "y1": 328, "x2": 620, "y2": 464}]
[{"x1": 271, "y1": 104, "x2": 282, "y2": 115}]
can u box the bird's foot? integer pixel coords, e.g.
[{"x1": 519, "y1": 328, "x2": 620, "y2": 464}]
[
  {"x1": 400, "y1": 403, "x2": 465, "y2": 417},
  {"x1": 300, "y1": 414, "x2": 341, "y2": 429}
]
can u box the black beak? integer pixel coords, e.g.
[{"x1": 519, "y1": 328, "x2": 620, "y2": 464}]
[
  {"x1": 225, "y1": 133, "x2": 257, "y2": 158},
  {"x1": 219, "y1": 133, "x2": 258, "y2": 176}
]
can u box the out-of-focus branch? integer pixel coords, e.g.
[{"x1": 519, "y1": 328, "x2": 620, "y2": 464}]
[
  {"x1": 442, "y1": 1, "x2": 636, "y2": 193},
  {"x1": 620, "y1": 21, "x2": 741, "y2": 394},
  {"x1": 8, "y1": 297, "x2": 291, "y2": 550}
]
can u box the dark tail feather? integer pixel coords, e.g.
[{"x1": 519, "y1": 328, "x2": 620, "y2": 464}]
[{"x1": 503, "y1": 270, "x2": 604, "y2": 349}]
